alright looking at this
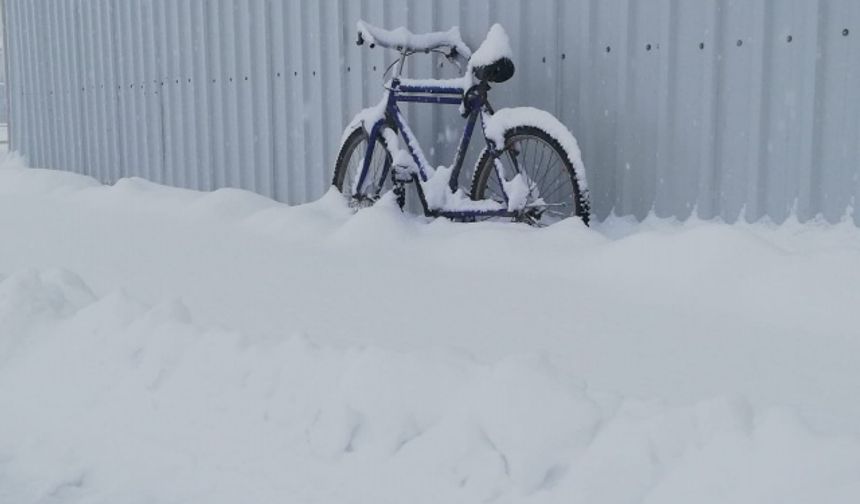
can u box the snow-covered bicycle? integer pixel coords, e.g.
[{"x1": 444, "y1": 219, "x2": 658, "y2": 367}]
[{"x1": 333, "y1": 21, "x2": 590, "y2": 225}]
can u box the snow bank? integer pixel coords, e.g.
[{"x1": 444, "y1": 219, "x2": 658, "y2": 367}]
[
  {"x1": 1, "y1": 269, "x2": 859, "y2": 504},
  {"x1": 2, "y1": 156, "x2": 860, "y2": 502}
]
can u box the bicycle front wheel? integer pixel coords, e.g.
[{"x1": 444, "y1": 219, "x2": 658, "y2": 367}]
[
  {"x1": 470, "y1": 125, "x2": 590, "y2": 225},
  {"x1": 332, "y1": 127, "x2": 392, "y2": 200}
]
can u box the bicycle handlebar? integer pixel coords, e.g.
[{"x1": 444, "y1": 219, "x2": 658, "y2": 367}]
[
  {"x1": 357, "y1": 32, "x2": 461, "y2": 64},
  {"x1": 355, "y1": 20, "x2": 471, "y2": 64}
]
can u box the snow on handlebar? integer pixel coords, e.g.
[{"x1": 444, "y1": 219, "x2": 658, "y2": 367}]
[{"x1": 355, "y1": 20, "x2": 472, "y2": 62}]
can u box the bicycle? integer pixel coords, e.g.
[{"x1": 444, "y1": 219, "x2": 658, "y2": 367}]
[{"x1": 332, "y1": 21, "x2": 590, "y2": 225}]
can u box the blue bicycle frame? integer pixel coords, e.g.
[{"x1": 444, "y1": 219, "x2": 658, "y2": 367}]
[{"x1": 354, "y1": 73, "x2": 514, "y2": 219}]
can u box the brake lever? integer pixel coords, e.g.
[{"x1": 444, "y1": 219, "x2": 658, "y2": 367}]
[{"x1": 446, "y1": 47, "x2": 464, "y2": 71}]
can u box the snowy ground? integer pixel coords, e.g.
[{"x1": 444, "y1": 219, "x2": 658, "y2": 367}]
[{"x1": 1, "y1": 152, "x2": 859, "y2": 503}]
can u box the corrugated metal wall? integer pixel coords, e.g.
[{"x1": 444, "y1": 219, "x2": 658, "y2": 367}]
[{"x1": 5, "y1": 0, "x2": 860, "y2": 223}]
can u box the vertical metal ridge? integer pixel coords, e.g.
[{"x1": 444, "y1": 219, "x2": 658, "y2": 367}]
[
  {"x1": 28, "y1": 1, "x2": 43, "y2": 166},
  {"x1": 262, "y1": 0, "x2": 276, "y2": 199},
  {"x1": 34, "y1": 2, "x2": 50, "y2": 170},
  {"x1": 235, "y1": 0, "x2": 254, "y2": 192},
  {"x1": 700, "y1": 0, "x2": 725, "y2": 219},
  {"x1": 286, "y1": 0, "x2": 306, "y2": 203},
  {"x1": 113, "y1": 0, "x2": 128, "y2": 180},
  {"x1": 15, "y1": 0, "x2": 27, "y2": 157},
  {"x1": 1, "y1": 0, "x2": 12, "y2": 150},
  {"x1": 192, "y1": 0, "x2": 212, "y2": 191},
  {"x1": 655, "y1": 0, "x2": 679, "y2": 218},
  {"x1": 318, "y1": 0, "x2": 337, "y2": 194},
  {"x1": 21, "y1": 1, "x2": 38, "y2": 165},
  {"x1": 250, "y1": 0, "x2": 273, "y2": 197},
  {"x1": 106, "y1": 0, "x2": 122, "y2": 182},
  {"x1": 206, "y1": 0, "x2": 225, "y2": 190},
  {"x1": 94, "y1": 0, "x2": 108, "y2": 181},
  {"x1": 553, "y1": 0, "x2": 564, "y2": 122},
  {"x1": 270, "y1": 0, "x2": 288, "y2": 201},
  {"x1": 611, "y1": 0, "x2": 631, "y2": 216},
  {"x1": 298, "y1": 0, "x2": 315, "y2": 201},
  {"x1": 807, "y1": 0, "x2": 828, "y2": 218},
  {"x1": 752, "y1": 0, "x2": 775, "y2": 222},
  {"x1": 310, "y1": 0, "x2": 326, "y2": 198},
  {"x1": 44, "y1": 0, "x2": 61, "y2": 172},
  {"x1": 220, "y1": 0, "x2": 237, "y2": 188},
  {"x1": 86, "y1": 0, "x2": 97, "y2": 179},
  {"x1": 175, "y1": 0, "x2": 193, "y2": 190},
  {"x1": 81, "y1": 0, "x2": 96, "y2": 179},
  {"x1": 69, "y1": 0, "x2": 85, "y2": 174},
  {"x1": 147, "y1": 0, "x2": 165, "y2": 183},
  {"x1": 617, "y1": 0, "x2": 636, "y2": 217},
  {"x1": 164, "y1": 0, "x2": 183, "y2": 188}
]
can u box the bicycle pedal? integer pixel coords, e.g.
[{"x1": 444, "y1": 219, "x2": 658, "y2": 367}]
[
  {"x1": 392, "y1": 185, "x2": 407, "y2": 210},
  {"x1": 348, "y1": 195, "x2": 376, "y2": 210},
  {"x1": 392, "y1": 166, "x2": 414, "y2": 183}
]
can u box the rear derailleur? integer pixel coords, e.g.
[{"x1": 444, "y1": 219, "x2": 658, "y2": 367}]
[{"x1": 513, "y1": 205, "x2": 547, "y2": 226}]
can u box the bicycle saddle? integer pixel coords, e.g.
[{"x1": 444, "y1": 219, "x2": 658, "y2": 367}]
[
  {"x1": 469, "y1": 24, "x2": 515, "y2": 83},
  {"x1": 472, "y1": 57, "x2": 515, "y2": 83}
]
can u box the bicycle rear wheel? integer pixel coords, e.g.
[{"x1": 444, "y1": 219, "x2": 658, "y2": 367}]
[
  {"x1": 332, "y1": 127, "x2": 392, "y2": 201},
  {"x1": 470, "y1": 125, "x2": 589, "y2": 225}
]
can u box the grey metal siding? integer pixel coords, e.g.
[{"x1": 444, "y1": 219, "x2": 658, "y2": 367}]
[{"x1": 5, "y1": 0, "x2": 860, "y2": 224}]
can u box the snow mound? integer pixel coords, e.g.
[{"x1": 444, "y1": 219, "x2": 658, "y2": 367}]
[
  {"x1": 1, "y1": 269, "x2": 859, "y2": 503},
  {"x1": 3, "y1": 155, "x2": 860, "y2": 502},
  {"x1": 0, "y1": 152, "x2": 99, "y2": 195}
]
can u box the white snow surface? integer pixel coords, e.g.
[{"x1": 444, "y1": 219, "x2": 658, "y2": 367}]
[
  {"x1": 421, "y1": 165, "x2": 504, "y2": 212},
  {"x1": 469, "y1": 23, "x2": 514, "y2": 69},
  {"x1": 398, "y1": 76, "x2": 470, "y2": 91},
  {"x1": 2, "y1": 153, "x2": 860, "y2": 503},
  {"x1": 502, "y1": 172, "x2": 533, "y2": 212},
  {"x1": 357, "y1": 20, "x2": 472, "y2": 60}
]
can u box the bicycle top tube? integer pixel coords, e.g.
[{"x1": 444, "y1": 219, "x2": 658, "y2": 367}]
[
  {"x1": 384, "y1": 73, "x2": 462, "y2": 105},
  {"x1": 397, "y1": 77, "x2": 465, "y2": 95}
]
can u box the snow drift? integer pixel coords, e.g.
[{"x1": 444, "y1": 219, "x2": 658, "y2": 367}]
[
  {"x1": 1, "y1": 153, "x2": 860, "y2": 503},
  {"x1": 2, "y1": 269, "x2": 859, "y2": 504}
]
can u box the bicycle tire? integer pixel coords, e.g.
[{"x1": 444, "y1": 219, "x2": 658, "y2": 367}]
[
  {"x1": 332, "y1": 127, "x2": 393, "y2": 199},
  {"x1": 470, "y1": 125, "x2": 590, "y2": 225}
]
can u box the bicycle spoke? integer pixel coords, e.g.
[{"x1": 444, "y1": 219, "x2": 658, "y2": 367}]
[
  {"x1": 541, "y1": 175, "x2": 574, "y2": 201},
  {"x1": 540, "y1": 145, "x2": 561, "y2": 190},
  {"x1": 533, "y1": 141, "x2": 548, "y2": 185},
  {"x1": 534, "y1": 143, "x2": 559, "y2": 198},
  {"x1": 520, "y1": 139, "x2": 531, "y2": 176},
  {"x1": 536, "y1": 153, "x2": 561, "y2": 192},
  {"x1": 474, "y1": 131, "x2": 583, "y2": 223}
]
